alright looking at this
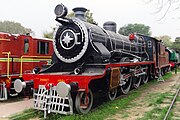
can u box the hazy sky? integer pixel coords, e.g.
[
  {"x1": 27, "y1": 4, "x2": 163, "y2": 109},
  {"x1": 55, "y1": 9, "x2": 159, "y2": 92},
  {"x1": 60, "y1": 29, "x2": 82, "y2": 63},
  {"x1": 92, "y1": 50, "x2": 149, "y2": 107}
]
[{"x1": 0, "y1": 0, "x2": 179, "y2": 40}]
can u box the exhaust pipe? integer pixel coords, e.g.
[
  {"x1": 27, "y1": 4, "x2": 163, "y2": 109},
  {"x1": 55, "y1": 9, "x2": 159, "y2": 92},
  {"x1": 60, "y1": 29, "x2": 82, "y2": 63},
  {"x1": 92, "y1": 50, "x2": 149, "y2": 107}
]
[{"x1": 14, "y1": 79, "x2": 33, "y2": 93}]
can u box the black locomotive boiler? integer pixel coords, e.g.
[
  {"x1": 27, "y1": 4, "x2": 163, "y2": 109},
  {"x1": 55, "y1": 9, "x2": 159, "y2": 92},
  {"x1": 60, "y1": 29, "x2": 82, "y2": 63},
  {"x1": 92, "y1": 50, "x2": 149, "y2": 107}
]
[{"x1": 46, "y1": 4, "x2": 148, "y2": 74}]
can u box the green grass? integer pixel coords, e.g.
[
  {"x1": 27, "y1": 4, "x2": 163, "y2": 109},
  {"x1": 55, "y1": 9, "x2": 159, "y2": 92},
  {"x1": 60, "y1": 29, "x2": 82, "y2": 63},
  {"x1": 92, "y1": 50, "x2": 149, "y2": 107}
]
[
  {"x1": 162, "y1": 72, "x2": 173, "y2": 80},
  {"x1": 9, "y1": 109, "x2": 39, "y2": 120},
  {"x1": 138, "y1": 107, "x2": 173, "y2": 120},
  {"x1": 43, "y1": 91, "x2": 142, "y2": 120},
  {"x1": 10, "y1": 72, "x2": 174, "y2": 120},
  {"x1": 137, "y1": 72, "x2": 178, "y2": 120},
  {"x1": 138, "y1": 95, "x2": 173, "y2": 120},
  {"x1": 121, "y1": 112, "x2": 129, "y2": 118},
  {"x1": 172, "y1": 67, "x2": 180, "y2": 73},
  {"x1": 147, "y1": 92, "x2": 173, "y2": 107}
]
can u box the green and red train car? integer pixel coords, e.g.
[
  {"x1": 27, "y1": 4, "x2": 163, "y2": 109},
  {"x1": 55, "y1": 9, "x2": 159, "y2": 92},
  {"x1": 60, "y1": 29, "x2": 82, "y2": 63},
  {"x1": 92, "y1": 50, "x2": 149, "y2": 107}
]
[{"x1": 167, "y1": 48, "x2": 180, "y2": 68}]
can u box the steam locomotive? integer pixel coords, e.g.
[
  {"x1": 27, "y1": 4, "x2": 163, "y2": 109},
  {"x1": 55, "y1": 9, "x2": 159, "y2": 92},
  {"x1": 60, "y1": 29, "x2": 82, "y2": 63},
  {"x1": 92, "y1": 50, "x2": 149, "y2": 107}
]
[
  {"x1": 0, "y1": 32, "x2": 53, "y2": 100},
  {"x1": 21, "y1": 4, "x2": 170, "y2": 117}
]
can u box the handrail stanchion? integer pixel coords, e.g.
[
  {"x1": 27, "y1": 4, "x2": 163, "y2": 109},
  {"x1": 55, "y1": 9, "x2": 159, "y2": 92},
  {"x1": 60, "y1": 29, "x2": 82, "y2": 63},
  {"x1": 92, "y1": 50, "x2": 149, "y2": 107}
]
[{"x1": 2, "y1": 52, "x2": 11, "y2": 78}]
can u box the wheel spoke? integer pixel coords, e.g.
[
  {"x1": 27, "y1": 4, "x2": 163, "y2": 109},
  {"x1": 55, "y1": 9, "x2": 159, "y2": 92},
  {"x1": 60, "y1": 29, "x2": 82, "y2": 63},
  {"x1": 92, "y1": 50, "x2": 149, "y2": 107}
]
[
  {"x1": 132, "y1": 66, "x2": 143, "y2": 89},
  {"x1": 132, "y1": 76, "x2": 142, "y2": 89},
  {"x1": 141, "y1": 67, "x2": 149, "y2": 84},
  {"x1": 119, "y1": 77, "x2": 132, "y2": 94},
  {"x1": 141, "y1": 74, "x2": 149, "y2": 84}
]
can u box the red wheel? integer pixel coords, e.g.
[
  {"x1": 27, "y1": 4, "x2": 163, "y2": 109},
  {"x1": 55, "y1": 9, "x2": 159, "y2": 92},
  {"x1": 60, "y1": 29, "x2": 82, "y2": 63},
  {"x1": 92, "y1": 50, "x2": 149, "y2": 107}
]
[{"x1": 75, "y1": 89, "x2": 93, "y2": 114}]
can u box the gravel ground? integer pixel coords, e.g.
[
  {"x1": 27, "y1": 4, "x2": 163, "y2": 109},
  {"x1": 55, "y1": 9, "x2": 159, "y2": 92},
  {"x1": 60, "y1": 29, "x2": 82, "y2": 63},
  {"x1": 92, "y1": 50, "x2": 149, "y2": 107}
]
[
  {"x1": 106, "y1": 72, "x2": 180, "y2": 120},
  {"x1": 0, "y1": 98, "x2": 33, "y2": 118},
  {"x1": 0, "y1": 72, "x2": 179, "y2": 120}
]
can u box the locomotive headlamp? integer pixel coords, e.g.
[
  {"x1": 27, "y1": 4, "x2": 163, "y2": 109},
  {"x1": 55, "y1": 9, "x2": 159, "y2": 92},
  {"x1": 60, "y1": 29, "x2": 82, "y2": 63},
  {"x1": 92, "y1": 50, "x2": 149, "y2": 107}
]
[
  {"x1": 54, "y1": 4, "x2": 68, "y2": 18},
  {"x1": 56, "y1": 82, "x2": 71, "y2": 98}
]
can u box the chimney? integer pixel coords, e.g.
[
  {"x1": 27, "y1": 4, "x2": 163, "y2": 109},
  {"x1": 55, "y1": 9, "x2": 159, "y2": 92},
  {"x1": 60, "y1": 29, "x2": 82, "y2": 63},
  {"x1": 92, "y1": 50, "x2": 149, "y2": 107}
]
[{"x1": 72, "y1": 7, "x2": 87, "y2": 21}]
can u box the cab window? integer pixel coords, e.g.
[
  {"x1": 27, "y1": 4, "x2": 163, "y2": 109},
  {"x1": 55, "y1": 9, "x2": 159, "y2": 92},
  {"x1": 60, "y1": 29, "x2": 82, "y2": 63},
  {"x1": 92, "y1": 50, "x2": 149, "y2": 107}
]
[
  {"x1": 37, "y1": 41, "x2": 49, "y2": 54},
  {"x1": 24, "y1": 38, "x2": 29, "y2": 54}
]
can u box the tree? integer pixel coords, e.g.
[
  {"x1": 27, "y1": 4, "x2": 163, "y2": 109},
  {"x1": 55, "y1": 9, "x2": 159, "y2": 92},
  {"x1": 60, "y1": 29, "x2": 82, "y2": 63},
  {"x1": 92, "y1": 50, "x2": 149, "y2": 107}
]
[
  {"x1": 43, "y1": 27, "x2": 55, "y2": 39},
  {"x1": 154, "y1": 35, "x2": 180, "y2": 51},
  {"x1": 118, "y1": 23, "x2": 151, "y2": 36},
  {"x1": 85, "y1": 10, "x2": 97, "y2": 24},
  {"x1": 172, "y1": 37, "x2": 180, "y2": 51},
  {"x1": 155, "y1": 35, "x2": 173, "y2": 47},
  {"x1": 175, "y1": 37, "x2": 180, "y2": 42},
  {"x1": 0, "y1": 20, "x2": 33, "y2": 35},
  {"x1": 67, "y1": 10, "x2": 97, "y2": 24}
]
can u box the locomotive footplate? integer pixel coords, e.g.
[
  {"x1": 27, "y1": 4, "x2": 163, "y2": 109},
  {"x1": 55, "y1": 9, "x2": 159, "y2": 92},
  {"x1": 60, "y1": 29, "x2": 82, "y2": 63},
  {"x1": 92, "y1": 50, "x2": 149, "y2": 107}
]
[{"x1": 34, "y1": 85, "x2": 73, "y2": 118}]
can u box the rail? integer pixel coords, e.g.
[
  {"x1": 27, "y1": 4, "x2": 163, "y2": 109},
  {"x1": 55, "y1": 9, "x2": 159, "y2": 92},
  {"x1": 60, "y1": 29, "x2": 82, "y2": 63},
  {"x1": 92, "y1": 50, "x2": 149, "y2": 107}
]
[
  {"x1": 2, "y1": 52, "x2": 11, "y2": 78},
  {"x1": 19, "y1": 55, "x2": 52, "y2": 77},
  {"x1": 163, "y1": 85, "x2": 180, "y2": 120}
]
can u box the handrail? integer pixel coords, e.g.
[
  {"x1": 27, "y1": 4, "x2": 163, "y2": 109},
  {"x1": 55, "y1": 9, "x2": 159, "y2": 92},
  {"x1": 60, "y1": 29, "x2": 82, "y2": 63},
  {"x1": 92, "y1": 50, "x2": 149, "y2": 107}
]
[
  {"x1": 0, "y1": 38, "x2": 11, "y2": 41},
  {"x1": 19, "y1": 55, "x2": 52, "y2": 77},
  {"x1": 2, "y1": 52, "x2": 11, "y2": 78}
]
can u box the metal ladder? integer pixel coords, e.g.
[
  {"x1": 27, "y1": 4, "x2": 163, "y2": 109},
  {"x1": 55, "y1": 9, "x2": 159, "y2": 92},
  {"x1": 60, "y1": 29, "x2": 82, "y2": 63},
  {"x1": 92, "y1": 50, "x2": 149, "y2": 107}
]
[{"x1": 157, "y1": 69, "x2": 164, "y2": 82}]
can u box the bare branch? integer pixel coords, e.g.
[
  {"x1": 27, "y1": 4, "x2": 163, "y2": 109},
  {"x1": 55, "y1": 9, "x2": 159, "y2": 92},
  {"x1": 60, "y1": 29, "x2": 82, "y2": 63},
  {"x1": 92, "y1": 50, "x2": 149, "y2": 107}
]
[
  {"x1": 153, "y1": 0, "x2": 169, "y2": 14},
  {"x1": 146, "y1": 0, "x2": 180, "y2": 20},
  {"x1": 169, "y1": 2, "x2": 180, "y2": 12},
  {"x1": 157, "y1": 0, "x2": 172, "y2": 21},
  {"x1": 143, "y1": 0, "x2": 153, "y2": 4}
]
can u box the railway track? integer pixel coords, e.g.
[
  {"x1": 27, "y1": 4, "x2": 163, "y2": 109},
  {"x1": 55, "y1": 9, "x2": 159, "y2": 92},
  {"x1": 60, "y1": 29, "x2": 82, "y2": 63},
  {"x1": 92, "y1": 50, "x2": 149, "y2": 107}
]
[
  {"x1": 164, "y1": 84, "x2": 180, "y2": 120},
  {"x1": 161, "y1": 75, "x2": 180, "y2": 120}
]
